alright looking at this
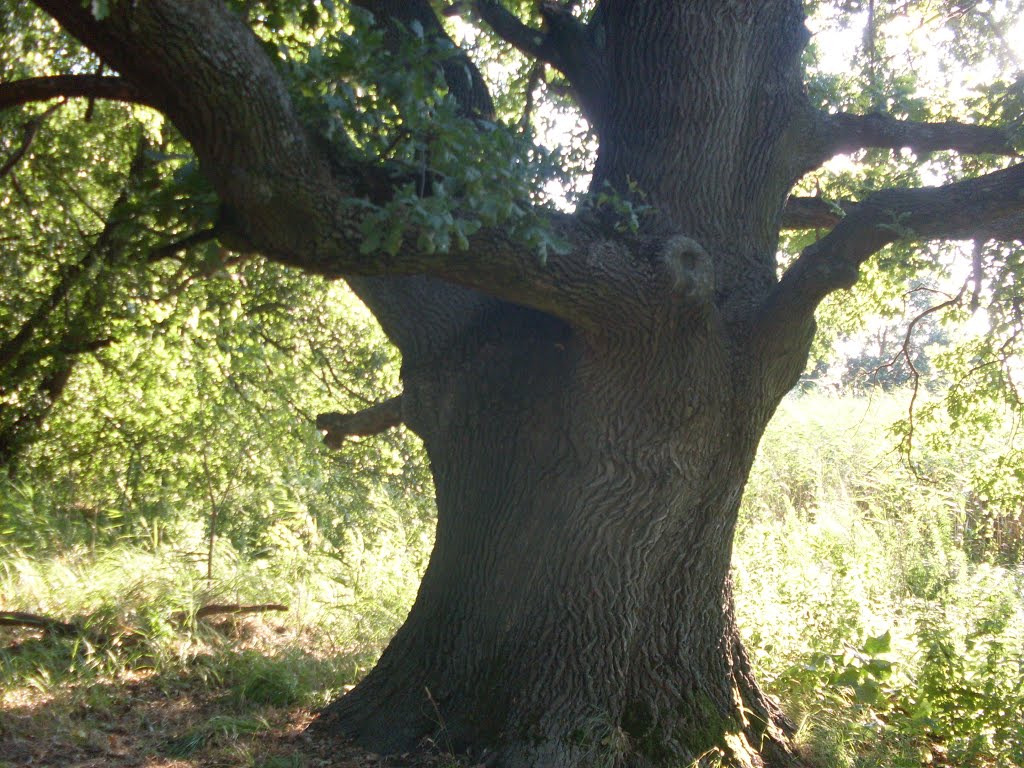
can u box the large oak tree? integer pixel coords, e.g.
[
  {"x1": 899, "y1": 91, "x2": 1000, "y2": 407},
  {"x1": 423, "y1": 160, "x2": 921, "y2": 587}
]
[{"x1": 5, "y1": 1, "x2": 1023, "y2": 766}]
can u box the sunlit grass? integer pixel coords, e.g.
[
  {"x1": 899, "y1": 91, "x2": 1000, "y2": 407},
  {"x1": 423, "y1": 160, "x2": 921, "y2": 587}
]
[
  {"x1": 2, "y1": 389, "x2": 1022, "y2": 767},
  {"x1": 735, "y1": 390, "x2": 1024, "y2": 767}
]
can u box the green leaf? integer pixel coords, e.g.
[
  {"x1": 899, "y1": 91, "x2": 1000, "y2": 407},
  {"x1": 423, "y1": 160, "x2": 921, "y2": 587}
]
[
  {"x1": 862, "y1": 631, "x2": 891, "y2": 656},
  {"x1": 359, "y1": 229, "x2": 381, "y2": 255},
  {"x1": 865, "y1": 658, "x2": 894, "y2": 680},
  {"x1": 853, "y1": 679, "x2": 881, "y2": 706},
  {"x1": 835, "y1": 667, "x2": 861, "y2": 688},
  {"x1": 383, "y1": 225, "x2": 405, "y2": 257}
]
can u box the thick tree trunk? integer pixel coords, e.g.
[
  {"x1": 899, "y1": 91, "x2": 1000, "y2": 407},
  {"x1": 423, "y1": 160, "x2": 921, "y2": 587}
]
[
  {"x1": 312, "y1": 6, "x2": 815, "y2": 762},
  {"x1": 316, "y1": 302, "x2": 804, "y2": 767}
]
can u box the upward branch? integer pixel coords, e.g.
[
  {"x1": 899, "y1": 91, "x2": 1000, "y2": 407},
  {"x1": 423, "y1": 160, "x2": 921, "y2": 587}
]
[
  {"x1": 0, "y1": 103, "x2": 59, "y2": 179},
  {"x1": 353, "y1": 0, "x2": 494, "y2": 119},
  {"x1": 760, "y1": 162, "x2": 1024, "y2": 345},
  {"x1": 450, "y1": 1, "x2": 606, "y2": 121},
  {"x1": 31, "y1": 0, "x2": 667, "y2": 331},
  {"x1": 750, "y1": 162, "x2": 1024, "y2": 399},
  {"x1": 452, "y1": 1, "x2": 591, "y2": 70}
]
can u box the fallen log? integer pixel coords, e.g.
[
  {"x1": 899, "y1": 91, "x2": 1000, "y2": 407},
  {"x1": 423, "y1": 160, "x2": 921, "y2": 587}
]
[{"x1": 0, "y1": 603, "x2": 289, "y2": 643}]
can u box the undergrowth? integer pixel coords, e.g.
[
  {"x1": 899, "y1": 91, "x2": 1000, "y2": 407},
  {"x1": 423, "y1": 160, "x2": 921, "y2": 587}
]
[
  {"x1": 0, "y1": 530, "x2": 423, "y2": 767},
  {"x1": 735, "y1": 390, "x2": 1024, "y2": 767},
  {"x1": 1, "y1": 390, "x2": 1022, "y2": 767}
]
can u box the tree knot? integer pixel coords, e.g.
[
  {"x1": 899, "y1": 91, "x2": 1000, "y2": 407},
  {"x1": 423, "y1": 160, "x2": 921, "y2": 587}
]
[{"x1": 660, "y1": 236, "x2": 714, "y2": 304}]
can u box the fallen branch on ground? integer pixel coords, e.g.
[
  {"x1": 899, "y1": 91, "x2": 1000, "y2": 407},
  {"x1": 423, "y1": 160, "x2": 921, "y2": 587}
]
[
  {"x1": 0, "y1": 610, "x2": 79, "y2": 636},
  {"x1": 0, "y1": 603, "x2": 289, "y2": 644}
]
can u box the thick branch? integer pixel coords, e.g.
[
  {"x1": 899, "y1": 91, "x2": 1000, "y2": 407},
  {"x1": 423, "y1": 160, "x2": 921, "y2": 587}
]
[
  {"x1": 780, "y1": 196, "x2": 854, "y2": 230},
  {"x1": 782, "y1": 194, "x2": 1024, "y2": 239},
  {"x1": 32, "y1": 0, "x2": 658, "y2": 331},
  {"x1": 452, "y1": 1, "x2": 605, "y2": 122},
  {"x1": 316, "y1": 395, "x2": 404, "y2": 448},
  {"x1": 0, "y1": 75, "x2": 154, "y2": 111},
  {"x1": 816, "y1": 111, "x2": 1016, "y2": 159},
  {"x1": 764, "y1": 162, "x2": 1024, "y2": 333}
]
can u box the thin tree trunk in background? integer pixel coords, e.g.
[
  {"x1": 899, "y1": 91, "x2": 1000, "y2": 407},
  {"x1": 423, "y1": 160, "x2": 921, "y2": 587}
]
[{"x1": 202, "y1": 452, "x2": 219, "y2": 584}]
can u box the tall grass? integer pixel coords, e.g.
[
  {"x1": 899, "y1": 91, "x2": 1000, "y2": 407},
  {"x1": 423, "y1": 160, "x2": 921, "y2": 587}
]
[
  {"x1": 735, "y1": 390, "x2": 1024, "y2": 767},
  {"x1": 0, "y1": 531, "x2": 424, "y2": 709},
  {"x1": 2, "y1": 389, "x2": 1022, "y2": 766}
]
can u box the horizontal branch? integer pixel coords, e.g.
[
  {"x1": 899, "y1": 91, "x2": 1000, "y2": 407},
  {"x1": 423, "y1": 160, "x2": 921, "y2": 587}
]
[
  {"x1": 0, "y1": 75, "x2": 155, "y2": 111},
  {"x1": 816, "y1": 111, "x2": 1016, "y2": 159},
  {"x1": 765, "y1": 161, "x2": 1024, "y2": 330},
  {"x1": 784, "y1": 199, "x2": 1024, "y2": 245},
  {"x1": 316, "y1": 395, "x2": 404, "y2": 448},
  {"x1": 782, "y1": 194, "x2": 1024, "y2": 240}
]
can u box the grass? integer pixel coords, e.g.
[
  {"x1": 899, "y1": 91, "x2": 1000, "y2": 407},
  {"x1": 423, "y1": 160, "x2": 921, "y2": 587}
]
[
  {"x1": 2, "y1": 390, "x2": 1023, "y2": 767},
  {"x1": 735, "y1": 390, "x2": 1024, "y2": 767},
  {"x1": 0, "y1": 537, "x2": 418, "y2": 768}
]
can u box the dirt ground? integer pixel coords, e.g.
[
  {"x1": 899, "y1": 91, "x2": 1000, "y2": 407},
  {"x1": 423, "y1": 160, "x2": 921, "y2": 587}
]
[
  {"x1": 0, "y1": 622, "x2": 461, "y2": 768},
  {"x1": 0, "y1": 676, "x2": 468, "y2": 768},
  {"x1": 3, "y1": 676, "x2": 348, "y2": 768}
]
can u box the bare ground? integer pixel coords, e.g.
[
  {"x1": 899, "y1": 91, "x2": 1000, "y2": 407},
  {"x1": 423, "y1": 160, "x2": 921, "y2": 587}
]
[{"x1": 0, "y1": 620, "x2": 461, "y2": 768}]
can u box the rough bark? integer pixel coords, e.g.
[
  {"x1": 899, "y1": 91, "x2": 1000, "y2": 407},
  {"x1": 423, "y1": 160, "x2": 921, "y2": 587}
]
[
  {"x1": 582, "y1": 2, "x2": 812, "y2": 324},
  {"x1": 315, "y1": 302, "x2": 800, "y2": 768}
]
